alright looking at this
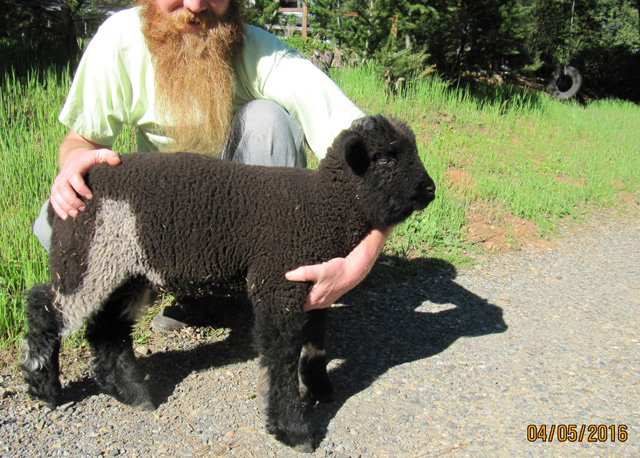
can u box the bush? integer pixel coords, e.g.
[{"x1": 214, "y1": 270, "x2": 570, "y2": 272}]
[{"x1": 373, "y1": 45, "x2": 435, "y2": 94}]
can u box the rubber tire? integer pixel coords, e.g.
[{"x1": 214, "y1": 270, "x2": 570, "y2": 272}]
[{"x1": 547, "y1": 66, "x2": 582, "y2": 99}]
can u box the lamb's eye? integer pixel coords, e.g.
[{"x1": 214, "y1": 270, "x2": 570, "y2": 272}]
[{"x1": 377, "y1": 157, "x2": 396, "y2": 167}]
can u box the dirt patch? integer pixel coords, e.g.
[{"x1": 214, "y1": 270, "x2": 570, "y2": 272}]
[
  {"x1": 444, "y1": 169, "x2": 476, "y2": 194},
  {"x1": 616, "y1": 191, "x2": 640, "y2": 212},
  {"x1": 442, "y1": 169, "x2": 558, "y2": 252},
  {"x1": 553, "y1": 175, "x2": 586, "y2": 187},
  {"x1": 465, "y1": 206, "x2": 557, "y2": 252}
]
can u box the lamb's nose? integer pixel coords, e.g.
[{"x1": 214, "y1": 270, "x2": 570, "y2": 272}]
[{"x1": 424, "y1": 181, "x2": 436, "y2": 200}]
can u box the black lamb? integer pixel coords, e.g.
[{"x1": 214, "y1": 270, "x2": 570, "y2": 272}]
[{"x1": 23, "y1": 115, "x2": 436, "y2": 452}]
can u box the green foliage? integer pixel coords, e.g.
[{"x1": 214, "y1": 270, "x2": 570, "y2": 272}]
[
  {"x1": 525, "y1": 0, "x2": 640, "y2": 100},
  {"x1": 307, "y1": 0, "x2": 371, "y2": 52},
  {"x1": 373, "y1": 43, "x2": 434, "y2": 93},
  {"x1": 282, "y1": 36, "x2": 332, "y2": 58},
  {"x1": 244, "y1": 0, "x2": 281, "y2": 31},
  {"x1": 422, "y1": 0, "x2": 529, "y2": 75},
  {"x1": 288, "y1": 0, "x2": 640, "y2": 100}
]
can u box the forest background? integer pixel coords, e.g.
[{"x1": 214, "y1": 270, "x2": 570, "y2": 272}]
[{"x1": 2, "y1": 0, "x2": 640, "y2": 101}]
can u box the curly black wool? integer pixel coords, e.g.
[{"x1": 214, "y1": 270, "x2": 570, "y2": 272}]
[{"x1": 23, "y1": 115, "x2": 435, "y2": 452}]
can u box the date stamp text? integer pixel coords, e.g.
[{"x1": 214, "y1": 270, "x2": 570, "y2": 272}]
[{"x1": 527, "y1": 424, "x2": 628, "y2": 443}]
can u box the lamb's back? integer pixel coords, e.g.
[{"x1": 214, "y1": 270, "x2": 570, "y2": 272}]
[{"x1": 76, "y1": 152, "x2": 370, "y2": 289}]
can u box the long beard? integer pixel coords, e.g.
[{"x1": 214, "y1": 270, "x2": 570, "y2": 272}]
[{"x1": 138, "y1": 0, "x2": 245, "y2": 155}]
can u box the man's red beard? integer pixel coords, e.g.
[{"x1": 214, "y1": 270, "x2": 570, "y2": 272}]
[{"x1": 138, "y1": 0, "x2": 245, "y2": 155}]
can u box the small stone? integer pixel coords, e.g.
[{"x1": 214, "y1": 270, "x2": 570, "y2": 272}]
[
  {"x1": 135, "y1": 346, "x2": 151, "y2": 356},
  {"x1": 59, "y1": 401, "x2": 74, "y2": 412}
]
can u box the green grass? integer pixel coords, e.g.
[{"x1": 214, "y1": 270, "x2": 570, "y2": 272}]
[
  {"x1": 332, "y1": 64, "x2": 640, "y2": 254},
  {"x1": 1, "y1": 64, "x2": 639, "y2": 346}
]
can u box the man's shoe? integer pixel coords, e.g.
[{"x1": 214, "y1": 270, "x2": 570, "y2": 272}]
[
  {"x1": 150, "y1": 299, "x2": 211, "y2": 332},
  {"x1": 150, "y1": 306, "x2": 191, "y2": 332}
]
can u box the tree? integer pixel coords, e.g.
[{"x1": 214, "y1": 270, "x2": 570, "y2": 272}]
[
  {"x1": 245, "y1": 0, "x2": 281, "y2": 31},
  {"x1": 2, "y1": 0, "x2": 124, "y2": 68},
  {"x1": 524, "y1": 0, "x2": 639, "y2": 99},
  {"x1": 422, "y1": 0, "x2": 528, "y2": 75}
]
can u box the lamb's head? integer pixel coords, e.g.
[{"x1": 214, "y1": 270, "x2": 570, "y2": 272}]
[{"x1": 333, "y1": 115, "x2": 436, "y2": 227}]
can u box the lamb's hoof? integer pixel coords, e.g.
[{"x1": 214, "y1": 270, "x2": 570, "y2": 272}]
[
  {"x1": 25, "y1": 378, "x2": 61, "y2": 409},
  {"x1": 134, "y1": 399, "x2": 156, "y2": 411},
  {"x1": 124, "y1": 387, "x2": 155, "y2": 411},
  {"x1": 32, "y1": 393, "x2": 59, "y2": 410},
  {"x1": 268, "y1": 424, "x2": 316, "y2": 453},
  {"x1": 291, "y1": 439, "x2": 316, "y2": 454}
]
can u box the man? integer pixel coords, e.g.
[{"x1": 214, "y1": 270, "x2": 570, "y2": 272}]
[{"x1": 34, "y1": 0, "x2": 391, "y2": 328}]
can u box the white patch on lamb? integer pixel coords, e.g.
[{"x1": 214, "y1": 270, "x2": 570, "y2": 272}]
[{"x1": 57, "y1": 199, "x2": 164, "y2": 335}]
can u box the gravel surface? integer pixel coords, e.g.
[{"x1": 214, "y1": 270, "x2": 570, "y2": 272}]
[{"x1": 1, "y1": 211, "x2": 638, "y2": 457}]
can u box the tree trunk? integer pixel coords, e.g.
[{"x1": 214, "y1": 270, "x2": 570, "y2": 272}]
[{"x1": 637, "y1": 0, "x2": 640, "y2": 41}]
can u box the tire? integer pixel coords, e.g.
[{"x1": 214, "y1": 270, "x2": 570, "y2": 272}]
[{"x1": 546, "y1": 66, "x2": 582, "y2": 99}]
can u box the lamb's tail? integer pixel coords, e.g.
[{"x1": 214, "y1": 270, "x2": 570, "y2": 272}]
[{"x1": 22, "y1": 284, "x2": 63, "y2": 407}]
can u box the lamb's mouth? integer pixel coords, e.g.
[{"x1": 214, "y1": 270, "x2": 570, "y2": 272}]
[{"x1": 413, "y1": 184, "x2": 436, "y2": 208}]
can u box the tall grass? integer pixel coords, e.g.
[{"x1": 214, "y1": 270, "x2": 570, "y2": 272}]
[
  {"x1": 1, "y1": 64, "x2": 639, "y2": 345},
  {"x1": 0, "y1": 67, "x2": 137, "y2": 344},
  {"x1": 1, "y1": 68, "x2": 69, "y2": 343}
]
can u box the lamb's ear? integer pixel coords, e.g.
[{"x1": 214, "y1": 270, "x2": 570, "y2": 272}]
[{"x1": 340, "y1": 131, "x2": 370, "y2": 176}]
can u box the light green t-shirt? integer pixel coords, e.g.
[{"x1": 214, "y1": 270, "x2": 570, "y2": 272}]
[{"x1": 58, "y1": 7, "x2": 364, "y2": 159}]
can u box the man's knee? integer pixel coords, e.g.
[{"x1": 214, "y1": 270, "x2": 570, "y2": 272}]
[
  {"x1": 33, "y1": 200, "x2": 52, "y2": 252},
  {"x1": 225, "y1": 100, "x2": 307, "y2": 168}
]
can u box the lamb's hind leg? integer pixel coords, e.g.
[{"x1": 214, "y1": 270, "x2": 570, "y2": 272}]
[
  {"x1": 22, "y1": 284, "x2": 63, "y2": 407},
  {"x1": 85, "y1": 281, "x2": 154, "y2": 410},
  {"x1": 299, "y1": 309, "x2": 334, "y2": 407}
]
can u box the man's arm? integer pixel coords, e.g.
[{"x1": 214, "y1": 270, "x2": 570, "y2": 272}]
[
  {"x1": 286, "y1": 227, "x2": 393, "y2": 311},
  {"x1": 50, "y1": 130, "x2": 121, "y2": 219}
]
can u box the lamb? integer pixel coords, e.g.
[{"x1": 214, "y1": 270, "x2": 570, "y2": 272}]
[{"x1": 22, "y1": 115, "x2": 435, "y2": 452}]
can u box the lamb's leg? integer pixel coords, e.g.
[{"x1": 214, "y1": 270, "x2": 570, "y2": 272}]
[
  {"x1": 299, "y1": 309, "x2": 334, "y2": 407},
  {"x1": 85, "y1": 282, "x2": 153, "y2": 410},
  {"x1": 22, "y1": 284, "x2": 63, "y2": 407},
  {"x1": 254, "y1": 309, "x2": 316, "y2": 453}
]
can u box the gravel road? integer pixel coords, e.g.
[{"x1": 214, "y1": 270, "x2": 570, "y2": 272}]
[{"x1": 1, "y1": 211, "x2": 638, "y2": 458}]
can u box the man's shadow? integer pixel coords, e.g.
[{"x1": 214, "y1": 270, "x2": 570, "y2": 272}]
[{"x1": 60, "y1": 257, "x2": 507, "y2": 440}]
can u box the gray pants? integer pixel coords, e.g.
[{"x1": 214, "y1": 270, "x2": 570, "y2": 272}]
[{"x1": 34, "y1": 100, "x2": 307, "y2": 251}]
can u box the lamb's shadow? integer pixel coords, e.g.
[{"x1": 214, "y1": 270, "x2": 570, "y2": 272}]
[
  {"x1": 139, "y1": 303, "x2": 258, "y2": 405},
  {"x1": 310, "y1": 256, "x2": 508, "y2": 440},
  {"x1": 60, "y1": 256, "x2": 506, "y2": 443},
  {"x1": 59, "y1": 301, "x2": 258, "y2": 406}
]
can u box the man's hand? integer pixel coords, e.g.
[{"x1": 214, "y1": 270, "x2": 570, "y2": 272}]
[
  {"x1": 286, "y1": 257, "x2": 352, "y2": 311},
  {"x1": 51, "y1": 131, "x2": 121, "y2": 220},
  {"x1": 285, "y1": 227, "x2": 393, "y2": 311}
]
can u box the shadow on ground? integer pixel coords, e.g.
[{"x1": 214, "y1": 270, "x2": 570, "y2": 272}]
[
  {"x1": 309, "y1": 256, "x2": 507, "y2": 441},
  {"x1": 58, "y1": 256, "x2": 507, "y2": 446}
]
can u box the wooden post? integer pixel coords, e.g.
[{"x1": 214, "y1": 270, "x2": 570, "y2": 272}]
[
  {"x1": 302, "y1": 2, "x2": 308, "y2": 39},
  {"x1": 278, "y1": 3, "x2": 308, "y2": 38}
]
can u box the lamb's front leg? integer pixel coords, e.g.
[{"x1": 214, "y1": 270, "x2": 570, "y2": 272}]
[
  {"x1": 253, "y1": 307, "x2": 316, "y2": 453},
  {"x1": 299, "y1": 309, "x2": 334, "y2": 407}
]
